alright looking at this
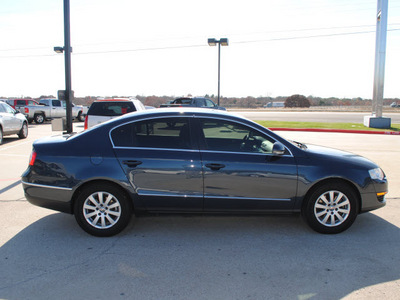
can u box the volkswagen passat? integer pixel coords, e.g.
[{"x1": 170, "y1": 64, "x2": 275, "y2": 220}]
[{"x1": 22, "y1": 108, "x2": 387, "y2": 236}]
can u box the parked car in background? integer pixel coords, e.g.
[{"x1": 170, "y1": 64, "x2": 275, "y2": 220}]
[
  {"x1": 160, "y1": 97, "x2": 226, "y2": 110},
  {"x1": 5, "y1": 99, "x2": 40, "y2": 122},
  {"x1": 264, "y1": 101, "x2": 285, "y2": 108},
  {"x1": 0, "y1": 101, "x2": 28, "y2": 144},
  {"x1": 390, "y1": 102, "x2": 399, "y2": 108},
  {"x1": 84, "y1": 98, "x2": 146, "y2": 129},
  {"x1": 22, "y1": 108, "x2": 387, "y2": 236},
  {"x1": 23, "y1": 99, "x2": 86, "y2": 124}
]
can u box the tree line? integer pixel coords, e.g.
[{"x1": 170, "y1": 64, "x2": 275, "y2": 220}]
[{"x1": 3, "y1": 94, "x2": 399, "y2": 108}]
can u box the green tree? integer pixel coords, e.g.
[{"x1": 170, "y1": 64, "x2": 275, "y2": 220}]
[{"x1": 285, "y1": 94, "x2": 311, "y2": 108}]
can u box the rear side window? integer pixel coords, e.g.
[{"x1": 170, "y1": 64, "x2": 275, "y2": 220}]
[
  {"x1": 88, "y1": 102, "x2": 136, "y2": 116},
  {"x1": 16, "y1": 100, "x2": 26, "y2": 106},
  {"x1": 111, "y1": 117, "x2": 192, "y2": 149}
]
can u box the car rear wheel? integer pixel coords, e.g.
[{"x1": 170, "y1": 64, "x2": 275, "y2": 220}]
[
  {"x1": 0, "y1": 127, "x2": 3, "y2": 145},
  {"x1": 18, "y1": 122, "x2": 28, "y2": 139},
  {"x1": 74, "y1": 183, "x2": 133, "y2": 237},
  {"x1": 302, "y1": 182, "x2": 358, "y2": 234},
  {"x1": 34, "y1": 113, "x2": 45, "y2": 124}
]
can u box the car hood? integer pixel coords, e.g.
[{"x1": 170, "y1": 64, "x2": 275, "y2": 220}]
[{"x1": 304, "y1": 144, "x2": 378, "y2": 169}]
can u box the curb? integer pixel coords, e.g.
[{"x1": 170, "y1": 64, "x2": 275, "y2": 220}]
[{"x1": 269, "y1": 128, "x2": 400, "y2": 135}]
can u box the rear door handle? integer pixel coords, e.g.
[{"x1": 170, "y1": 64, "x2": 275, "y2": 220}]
[
  {"x1": 205, "y1": 163, "x2": 226, "y2": 171},
  {"x1": 123, "y1": 160, "x2": 142, "y2": 168}
]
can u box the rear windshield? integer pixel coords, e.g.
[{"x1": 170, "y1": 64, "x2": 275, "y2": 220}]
[{"x1": 88, "y1": 101, "x2": 136, "y2": 116}]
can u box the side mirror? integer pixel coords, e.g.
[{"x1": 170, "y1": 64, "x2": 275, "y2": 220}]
[{"x1": 272, "y1": 142, "x2": 286, "y2": 156}]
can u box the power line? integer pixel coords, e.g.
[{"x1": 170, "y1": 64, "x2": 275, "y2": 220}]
[{"x1": 0, "y1": 28, "x2": 399, "y2": 59}]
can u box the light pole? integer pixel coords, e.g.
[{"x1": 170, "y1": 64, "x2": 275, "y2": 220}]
[
  {"x1": 208, "y1": 38, "x2": 229, "y2": 106},
  {"x1": 54, "y1": 0, "x2": 73, "y2": 134}
]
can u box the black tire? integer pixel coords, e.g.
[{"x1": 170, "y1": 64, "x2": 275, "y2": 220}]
[
  {"x1": 302, "y1": 182, "x2": 359, "y2": 234},
  {"x1": 34, "y1": 113, "x2": 45, "y2": 124},
  {"x1": 18, "y1": 122, "x2": 28, "y2": 139},
  {"x1": 74, "y1": 183, "x2": 133, "y2": 237},
  {"x1": 0, "y1": 127, "x2": 3, "y2": 145}
]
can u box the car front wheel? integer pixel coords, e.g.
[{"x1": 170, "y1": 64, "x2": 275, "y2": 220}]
[
  {"x1": 302, "y1": 182, "x2": 358, "y2": 234},
  {"x1": 74, "y1": 183, "x2": 133, "y2": 237}
]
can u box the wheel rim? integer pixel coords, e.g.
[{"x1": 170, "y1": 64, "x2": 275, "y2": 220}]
[
  {"x1": 83, "y1": 191, "x2": 122, "y2": 229},
  {"x1": 314, "y1": 190, "x2": 351, "y2": 227},
  {"x1": 36, "y1": 115, "x2": 43, "y2": 123}
]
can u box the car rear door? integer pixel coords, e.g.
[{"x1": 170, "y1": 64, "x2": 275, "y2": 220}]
[
  {"x1": 111, "y1": 116, "x2": 203, "y2": 211},
  {"x1": 196, "y1": 117, "x2": 298, "y2": 212}
]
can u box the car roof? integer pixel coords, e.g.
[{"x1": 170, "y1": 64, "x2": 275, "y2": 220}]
[
  {"x1": 94, "y1": 98, "x2": 138, "y2": 102},
  {"x1": 111, "y1": 107, "x2": 242, "y2": 123}
]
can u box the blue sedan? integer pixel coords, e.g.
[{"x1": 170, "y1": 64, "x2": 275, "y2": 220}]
[{"x1": 22, "y1": 108, "x2": 387, "y2": 236}]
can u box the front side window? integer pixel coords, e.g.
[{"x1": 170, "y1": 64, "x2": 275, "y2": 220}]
[
  {"x1": 200, "y1": 119, "x2": 275, "y2": 153},
  {"x1": 205, "y1": 99, "x2": 216, "y2": 108},
  {"x1": 112, "y1": 117, "x2": 192, "y2": 149}
]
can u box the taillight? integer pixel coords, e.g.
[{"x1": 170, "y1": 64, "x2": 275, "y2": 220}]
[
  {"x1": 29, "y1": 151, "x2": 37, "y2": 166},
  {"x1": 84, "y1": 115, "x2": 88, "y2": 130}
]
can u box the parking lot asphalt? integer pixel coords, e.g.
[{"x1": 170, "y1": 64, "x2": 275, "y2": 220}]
[{"x1": 1, "y1": 122, "x2": 399, "y2": 300}]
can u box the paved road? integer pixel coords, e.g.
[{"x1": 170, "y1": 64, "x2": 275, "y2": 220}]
[
  {"x1": 0, "y1": 123, "x2": 399, "y2": 299},
  {"x1": 234, "y1": 110, "x2": 400, "y2": 123}
]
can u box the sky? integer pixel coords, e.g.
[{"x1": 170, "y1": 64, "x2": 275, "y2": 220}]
[{"x1": 0, "y1": 0, "x2": 399, "y2": 99}]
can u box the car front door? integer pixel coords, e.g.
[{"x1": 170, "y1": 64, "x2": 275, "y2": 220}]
[
  {"x1": 111, "y1": 116, "x2": 203, "y2": 211},
  {"x1": 197, "y1": 117, "x2": 298, "y2": 212},
  {"x1": 53, "y1": 100, "x2": 65, "y2": 117}
]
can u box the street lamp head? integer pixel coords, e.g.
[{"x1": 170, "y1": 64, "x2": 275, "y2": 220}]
[
  {"x1": 220, "y1": 38, "x2": 229, "y2": 46},
  {"x1": 54, "y1": 46, "x2": 64, "y2": 53},
  {"x1": 208, "y1": 38, "x2": 217, "y2": 46}
]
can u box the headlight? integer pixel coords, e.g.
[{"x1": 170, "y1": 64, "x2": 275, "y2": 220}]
[{"x1": 369, "y1": 168, "x2": 385, "y2": 180}]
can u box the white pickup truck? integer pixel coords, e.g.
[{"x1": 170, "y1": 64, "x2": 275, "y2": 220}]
[{"x1": 23, "y1": 99, "x2": 88, "y2": 124}]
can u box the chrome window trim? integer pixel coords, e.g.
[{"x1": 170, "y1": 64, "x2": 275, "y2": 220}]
[
  {"x1": 108, "y1": 113, "x2": 293, "y2": 157},
  {"x1": 200, "y1": 149, "x2": 293, "y2": 157},
  {"x1": 22, "y1": 181, "x2": 73, "y2": 191},
  {"x1": 113, "y1": 146, "x2": 200, "y2": 153}
]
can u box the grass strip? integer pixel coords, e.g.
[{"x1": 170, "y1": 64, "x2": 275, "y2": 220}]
[{"x1": 256, "y1": 121, "x2": 400, "y2": 132}]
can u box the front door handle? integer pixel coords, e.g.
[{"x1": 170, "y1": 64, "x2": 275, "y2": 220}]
[
  {"x1": 205, "y1": 163, "x2": 226, "y2": 171},
  {"x1": 123, "y1": 160, "x2": 142, "y2": 168}
]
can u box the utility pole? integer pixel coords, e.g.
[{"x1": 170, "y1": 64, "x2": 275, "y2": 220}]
[
  {"x1": 63, "y1": 0, "x2": 73, "y2": 133},
  {"x1": 364, "y1": 0, "x2": 391, "y2": 129}
]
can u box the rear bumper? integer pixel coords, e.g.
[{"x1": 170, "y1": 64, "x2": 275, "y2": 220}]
[{"x1": 22, "y1": 181, "x2": 73, "y2": 214}]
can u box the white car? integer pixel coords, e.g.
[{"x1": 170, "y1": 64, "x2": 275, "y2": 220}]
[
  {"x1": 0, "y1": 101, "x2": 28, "y2": 144},
  {"x1": 84, "y1": 98, "x2": 146, "y2": 130}
]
